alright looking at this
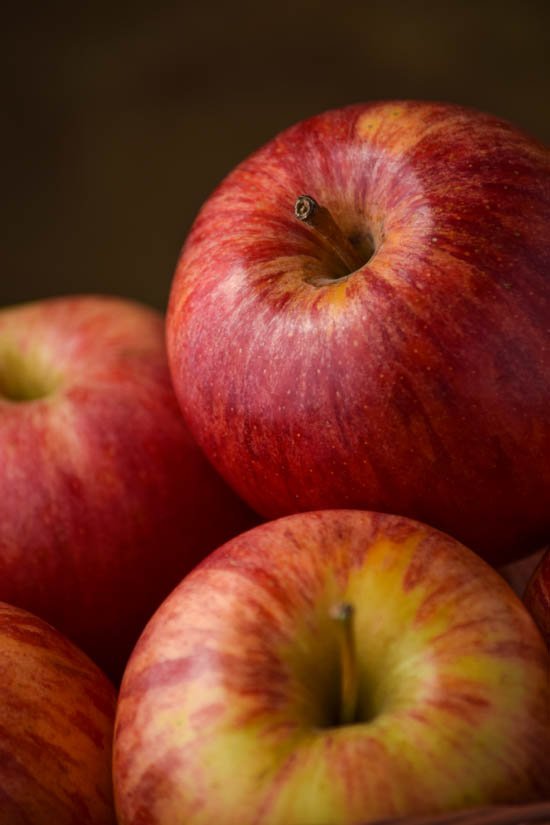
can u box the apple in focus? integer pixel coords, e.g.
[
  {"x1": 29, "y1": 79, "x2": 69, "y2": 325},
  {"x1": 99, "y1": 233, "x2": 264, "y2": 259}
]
[
  {"x1": 0, "y1": 295, "x2": 257, "y2": 680},
  {"x1": 0, "y1": 601, "x2": 116, "y2": 825},
  {"x1": 113, "y1": 510, "x2": 550, "y2": 825},
  {"x1": 167, "y1": 100, "x2": 550, "y2": 566},
  {"x1": 524, "y1": 547, "x2": 550, "y2": 646}
]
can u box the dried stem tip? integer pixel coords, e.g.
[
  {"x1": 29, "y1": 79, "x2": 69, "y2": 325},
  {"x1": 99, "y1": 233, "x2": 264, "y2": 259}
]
[
  {"x1": 330, "y1": 602, "x2": 355, "y2": 623},
  {"x1": 330, "y1": 601, "x2": 359, "y2": 725},
  {"x1": 294, "y1": 194, "x2": 319, "y2": 222}
]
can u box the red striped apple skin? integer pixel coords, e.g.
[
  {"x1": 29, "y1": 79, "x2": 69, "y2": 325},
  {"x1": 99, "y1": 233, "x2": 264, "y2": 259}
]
[
  {"x1": 524, "y1": 548, "x2": 550, "y2": 645},
  {"x1": 0, "y1": 602, "x2": 116, "y2": 824},
  {"x1": 0, "y1": 296, "x2": 257, "y2": 681},
  {"x1": 113, "y1": 511, "x2": 550, "y2": 825},
  {"x1": 167, "y1": 100, "x2": 550, "y2": 566}
]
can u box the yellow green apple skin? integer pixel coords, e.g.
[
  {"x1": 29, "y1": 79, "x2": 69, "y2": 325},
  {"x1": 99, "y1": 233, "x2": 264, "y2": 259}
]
[
  {"x1": 0, "y1": 602, "x2": 117, "y2": 824},
  {"x1": 113, "y1": 511, "x2": 550, "y2": 825}
]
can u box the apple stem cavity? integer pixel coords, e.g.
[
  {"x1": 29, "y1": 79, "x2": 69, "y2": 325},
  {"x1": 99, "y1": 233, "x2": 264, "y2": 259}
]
[
  {"x1": 294, "y1": 195, "x2": 364, "y2": 277},
  {"x1": 330, "y1": 601, "x2": 359, "y2": 725}
]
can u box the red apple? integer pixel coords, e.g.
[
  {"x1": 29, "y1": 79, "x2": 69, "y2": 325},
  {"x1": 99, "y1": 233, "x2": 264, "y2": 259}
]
[
  {"x1": 0, "y1": 601, "x2": 116, "y2": 824},
  {"x1": 0, "y1": 295, "x2": 256, "y2": 680},
  {"x1": 524, "y1": 548, "x2": 550, "y2": 646},
  {"x1": 113, "y1": 510, "x2": 550, "y2": 825},
  {"x1": 167, "y1": 100, "x2": 550, "y2": 566}
]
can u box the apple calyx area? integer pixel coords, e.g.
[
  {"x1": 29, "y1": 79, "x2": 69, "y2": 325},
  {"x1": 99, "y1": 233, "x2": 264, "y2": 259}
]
[
  {"x1": 329, "y1": 600, "x2": 359, "y2": 726},
  {"x1": 294, "y1": 194, "x2": 368, "y2": 284}
]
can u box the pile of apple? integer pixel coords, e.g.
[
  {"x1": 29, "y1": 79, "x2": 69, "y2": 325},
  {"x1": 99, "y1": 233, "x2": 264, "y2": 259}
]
[{"x1": 0, "y1": 100, "x2": 548, "y2": 825}]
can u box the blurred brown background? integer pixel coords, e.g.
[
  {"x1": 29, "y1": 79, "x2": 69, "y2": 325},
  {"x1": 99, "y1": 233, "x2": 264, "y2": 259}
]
[{"x1": 3, "y1": 0, "x2": 549, "y2": 313}]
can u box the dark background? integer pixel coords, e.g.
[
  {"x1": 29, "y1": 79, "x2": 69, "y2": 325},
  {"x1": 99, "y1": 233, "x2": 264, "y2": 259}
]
[{"x1": 3, "y1": 1, "x2": 549, "y2": 313}]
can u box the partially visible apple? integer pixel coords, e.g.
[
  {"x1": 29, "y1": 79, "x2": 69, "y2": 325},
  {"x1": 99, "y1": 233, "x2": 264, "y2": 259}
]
[
  {"x1": 0, "y1": 601, "x2": 116, "y2": 824},
  {"x1": 524, "y1": 548, "x2": 550, "y2": 646},
  {"x1": 167, "y1": 100, "x2": 550, "y2": 566},
  {"x1": 113, "y1": 510, "x2": 550, "y2": 825},
  {"x1": 0, "y1": 295, "x2": 257, "y2": 680}
]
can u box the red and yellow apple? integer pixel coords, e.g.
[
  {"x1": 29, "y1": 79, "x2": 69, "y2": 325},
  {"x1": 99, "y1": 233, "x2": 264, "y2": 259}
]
[
  {"x1": 0, "y1": 295, "x2": 256, "y2": 680},
  {"x1": 0, "y1": 601, "x2": 116, "y2": 824},
  {"x1": 113, "y1": 510, "x2": 550, "y2": 825},
  {"x1": 167, "y1": 100, "x2": 550, "y2": 566}
]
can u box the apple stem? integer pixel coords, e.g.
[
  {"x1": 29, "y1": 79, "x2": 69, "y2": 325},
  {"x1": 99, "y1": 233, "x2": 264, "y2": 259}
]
[
  {"x1": 294, "y1": 195, "x2": 364, "y2": 275},
  {"x1": 330, "y1": 601, "x2": 359, "y2": 725}
]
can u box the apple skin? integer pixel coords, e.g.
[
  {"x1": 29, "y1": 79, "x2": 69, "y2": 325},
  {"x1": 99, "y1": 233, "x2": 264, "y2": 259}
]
[
  {"x1": 113, "y1": 510, "x2": 550, "y2": 825},
  {"x1": 0, "y1": 295, "x2": 257, "y2": 681},
  {"x1": 524, "y1": 548, "x2": 550, "y2": 645},
  {"x1": 0, "y1": 601, "x2": 117, "y2": 824},
  {"x1": 167, "y1": 100, "x2": 550, "y2": 566}
]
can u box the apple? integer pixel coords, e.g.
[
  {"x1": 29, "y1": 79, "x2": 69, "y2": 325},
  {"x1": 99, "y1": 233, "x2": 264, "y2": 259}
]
[
  {"x1": 113, "y1": 510, "x2": 550, "y2": 825},
  {"x1": 167, "y1": 100, "x2": 550, "y2": 566},
  {"x1": 524, "y1": 548, "x2": 550, "y2": 646},
  {"x1": 0, "y1": 600, "x2": 116, "y2": 824},
  {"x1": 0, "y1": 295, "x2": 257, "y2": 680}
]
